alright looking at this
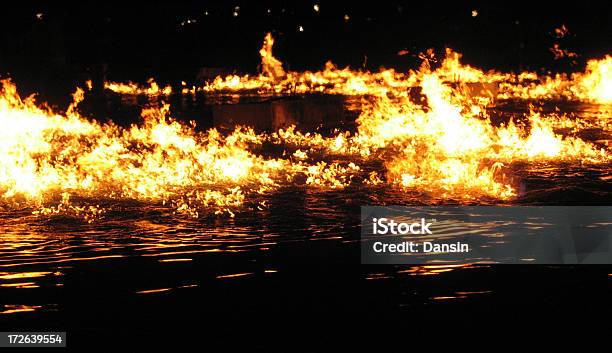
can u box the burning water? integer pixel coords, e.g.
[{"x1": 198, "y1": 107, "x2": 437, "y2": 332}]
[{"x1": 1, "y1": 33, "x2": 610, "y2": 221}]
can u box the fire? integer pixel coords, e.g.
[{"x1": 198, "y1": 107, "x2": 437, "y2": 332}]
[
  {"x1": 575, "y1": 56, "x2": 612, "y2": 103},
  {"x1": 0, "y1": 79, "x2": 272, "y2": 216},
  {"x1": 259, "y1": 33, "x2": 286, "y2": 80},
  {"x1": 0, "y1": 77, "x2": 366, "y2": 219},
  {"x1": 204, "y1": 34, "x2": 418, "y2": 95},
  {"x1": 0, "y1": 33, "x2": 609, "y2": 219},
  {"x1": 498, "y1": 55, "x2": 612, "y2": 104},
  {"x1": 104, "y1": 78, "x2": 172, "y2": 96}
]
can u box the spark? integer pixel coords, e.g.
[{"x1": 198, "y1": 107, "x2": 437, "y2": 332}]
[{"x1": 554, "y1": 24, "x2": 569, "y2": 38}]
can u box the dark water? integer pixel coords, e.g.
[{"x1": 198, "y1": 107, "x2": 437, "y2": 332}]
[{"x1": 0, "y1": 96, "x2": 611, "y2": 349}]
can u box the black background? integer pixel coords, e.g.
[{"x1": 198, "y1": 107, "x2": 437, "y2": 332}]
[{"x1": 1, "y1": 0, "x2": 611, "y2": 94}]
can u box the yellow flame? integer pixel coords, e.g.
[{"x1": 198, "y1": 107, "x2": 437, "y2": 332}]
[
  {"x1": 105, "y1": 78, "x2": 172, "y2": 96},
  {"x1": 0, "y1": 33, "x2": 610, "y2": 219},
  {"x1": 576, "y1": 56, "x2": 612, "y2": 103},
  {"x1": 259, "y1": 33, "x2": 286, "y2": 80},
  {"x1": 498, "y1": 55, "x2": 612, "y2": 104}
]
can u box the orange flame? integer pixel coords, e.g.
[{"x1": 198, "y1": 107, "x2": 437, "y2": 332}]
[{"x1": 0, "y1": 33, "x2": 610, "y2": 219}]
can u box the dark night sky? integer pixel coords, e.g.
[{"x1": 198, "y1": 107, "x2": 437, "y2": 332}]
[{"x1": 1, "y1": 0, "x2": 611, "y2": 92}]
